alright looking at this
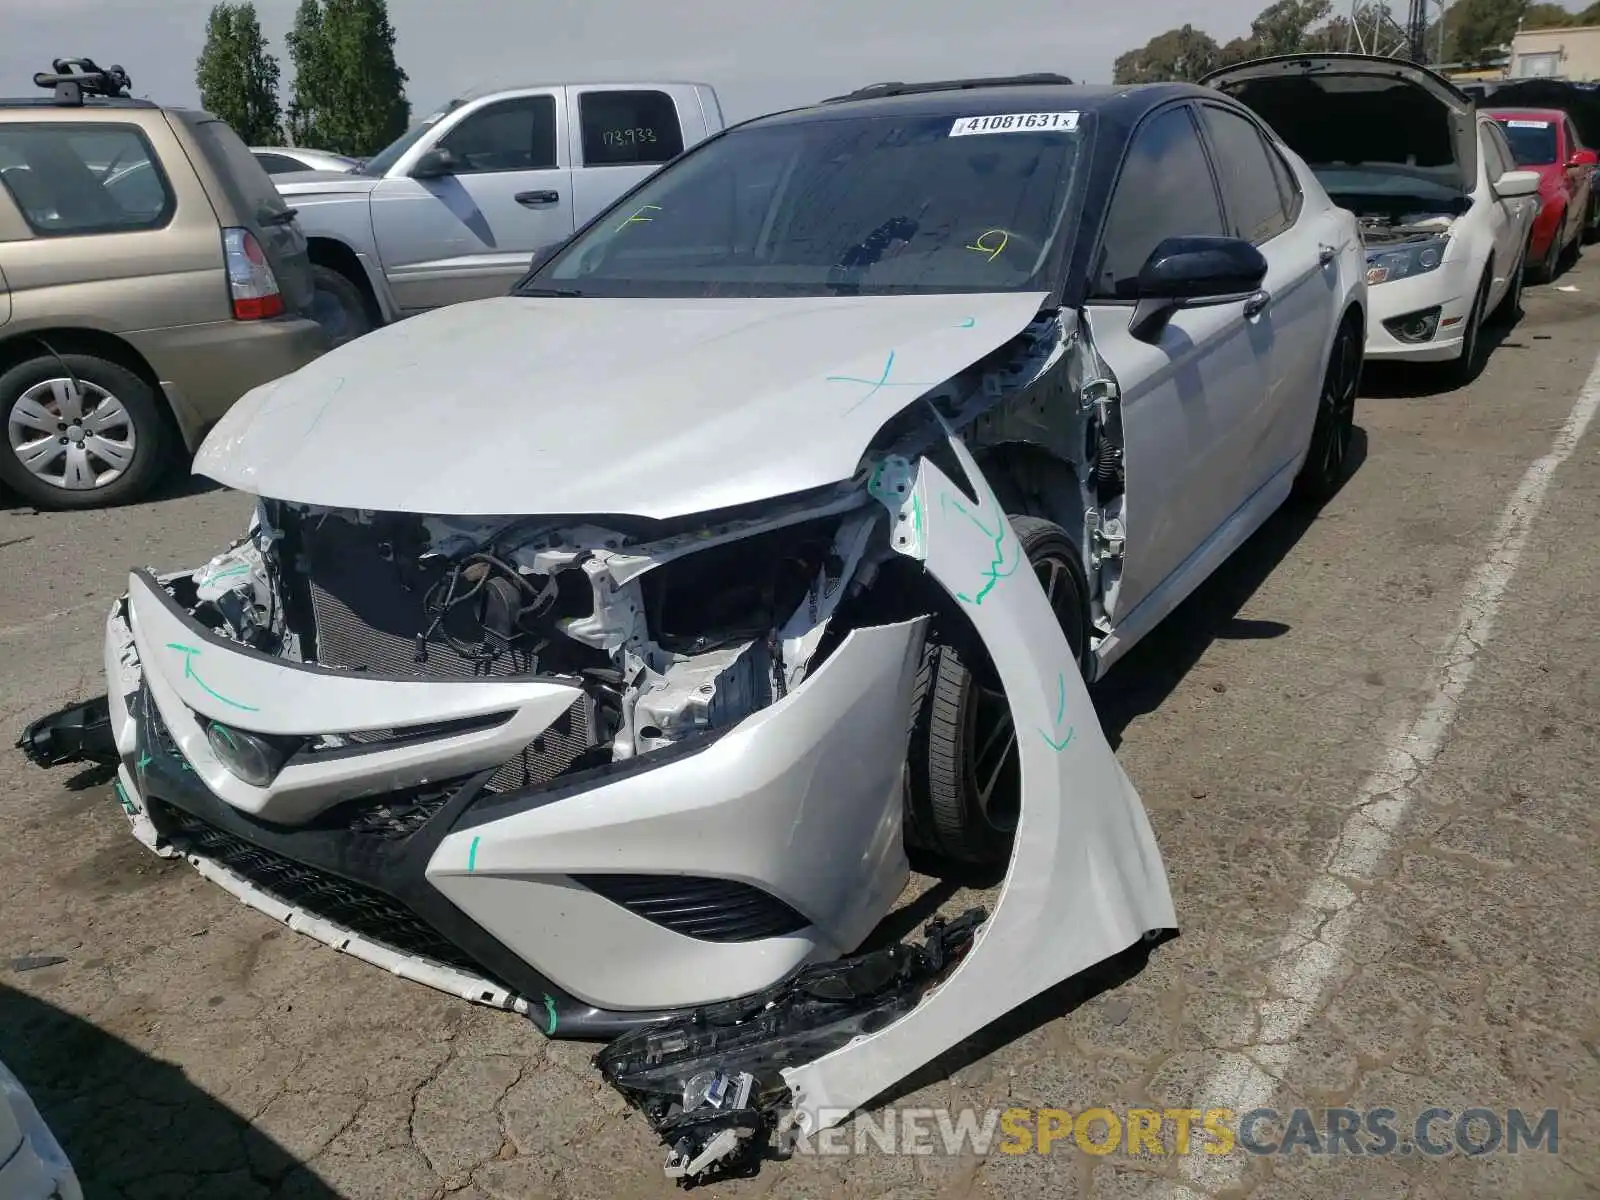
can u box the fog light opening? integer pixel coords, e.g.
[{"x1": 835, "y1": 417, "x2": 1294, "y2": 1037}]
[
  {"x1": 205, "y1": 720, "x2": 290, "y2": 787},
  {"x1": 1382, "y1": 306, "x2": 1443, "y2": 345}
]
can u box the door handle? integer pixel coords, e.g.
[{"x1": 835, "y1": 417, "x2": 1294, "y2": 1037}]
[
  {"x1": 515, "y1": 190, "x2": 559, "y2": 207},
  {"x1": 1243, "y1": 289, "x2": 1271, "y2": 318},
  {"x1": 1318, "y1": 243, "x2": 1337, "y2": 265}
]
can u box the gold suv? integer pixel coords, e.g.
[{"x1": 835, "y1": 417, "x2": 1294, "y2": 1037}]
[{"x1": 0, "y1": 58, "x2": 328, "y2": 509}]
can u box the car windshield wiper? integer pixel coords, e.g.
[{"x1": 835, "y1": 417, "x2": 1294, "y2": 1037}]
[{"x1": 518, "y1": 286, "x2": 585, "y2": 297}]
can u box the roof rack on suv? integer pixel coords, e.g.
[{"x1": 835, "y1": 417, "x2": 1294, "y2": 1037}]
[
  {"x1": 34, "y1": 58, "x2": 133, "y2": 106},
  {"x1": 822, "y1": 73, "x2": 1075, "y2": 104}
]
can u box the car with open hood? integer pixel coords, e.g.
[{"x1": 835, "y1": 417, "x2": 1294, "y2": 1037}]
[
  {"x1": 1485, "y1": 106, "x2": 1597, "y2": 280},
  {"x1": 1205, "y1": 53, "x2": 1541, "y2": 383},
  {"x1": 20, "y1": 72, "x2": 1365, "y2": 1179}
]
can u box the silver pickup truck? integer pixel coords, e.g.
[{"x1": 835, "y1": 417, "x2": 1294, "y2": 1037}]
[{"x1": 276, "y1": 82, "x2": 724, "y2": 343}]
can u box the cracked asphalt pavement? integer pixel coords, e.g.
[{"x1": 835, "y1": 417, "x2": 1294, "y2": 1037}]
[{"x1": 3, "y1": 260, "x2": 1600, "y2": 1200}]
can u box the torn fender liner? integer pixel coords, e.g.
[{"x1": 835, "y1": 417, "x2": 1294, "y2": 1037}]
[
  {"x1": 595, "y1": 909, "x2": 986, "y2": 1183},
  {"x1": 781, "y1": 433, "x2": 1176, "y2": 1123},
  {"x1": 599, "y1": 429, "x2": 1176, "y2": 1180}
]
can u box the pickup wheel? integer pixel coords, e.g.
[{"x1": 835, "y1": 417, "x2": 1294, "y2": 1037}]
[
  {"x1": 906, "y1": 516, "x2": 1088, "y2": 868},
  {"x1": 309, "y1": 264, "x2": 373, "y2": 347}
]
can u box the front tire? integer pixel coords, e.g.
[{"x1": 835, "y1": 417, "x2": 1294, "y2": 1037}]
[
  {"x1": 309, "y1": 263, "x2": 374, "y2": 347},
  {"x1": 0, "y1": 352, "x2": 171, "y2": 509},
  {"x1": 1294, "y1": 315, "x2": 1361, "y2": 504},
  {"x1": 906, "y1": 515, "x2": 1088, "y2": 867},
  {"x1": 1442, "y1": 271, "x2": 1491, "y2": 389}
]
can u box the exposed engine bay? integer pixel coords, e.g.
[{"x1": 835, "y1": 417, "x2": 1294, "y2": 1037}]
[
  {"x1": 1353, "y1": 207, "x2": 1457, "y2": 247},
  {"x1": 171, "y1": 309, "x2": 1127, "y2": 786}
]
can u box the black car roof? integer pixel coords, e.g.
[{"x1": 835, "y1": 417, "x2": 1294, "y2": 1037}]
[{"x1": 749, "y1": 80, "x2": 1217, "y2": 129}]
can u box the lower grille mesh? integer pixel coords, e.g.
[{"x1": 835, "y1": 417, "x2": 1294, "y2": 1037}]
[
  {"x1": 157, "y1": 804, "x2": 484, "y2": 976},
  {"x1": 572, "y1": 874, "x2": 811, "y2": 942}
]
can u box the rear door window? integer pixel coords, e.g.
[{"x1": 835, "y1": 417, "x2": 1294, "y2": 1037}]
[
  {"x1": 0, "y1": 124, "x2": 173, "y2": 236},
  {"x1": 1198, "y1": 105, "x2": 1292, "y2": 245},
  {"x1": 578, "y1": 90, "x2": 685, "y2": 166},
  {"x1": 1093, "y1": 105, "x2": 1225, "y2": 300},
  {"x1": 438, "y1": 96, "x2": 559, "y2": 173}
]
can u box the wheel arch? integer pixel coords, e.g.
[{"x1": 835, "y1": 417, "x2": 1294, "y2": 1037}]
[
  {"x1": 0, "y1": 326, "x2": 185, "y2": 445},
  {"x1": 966, "y1": 439, "x2": 1094, "y2": 666},
  {"x1": 307, "y1": 236, "x2": 386, "y2": 324}
]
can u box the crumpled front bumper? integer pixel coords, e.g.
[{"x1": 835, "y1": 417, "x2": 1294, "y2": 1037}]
[{"x1": 105, "y1": 569, "x2": 926, "y2": 1033}]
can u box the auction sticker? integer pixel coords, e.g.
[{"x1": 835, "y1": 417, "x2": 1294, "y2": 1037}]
[
  {"x1": 1506, "y1": 119, "x2": 1551, "y2": 128},
  {"x1": 950, "y1": 112, "x2": 1079, "y2": 136}
]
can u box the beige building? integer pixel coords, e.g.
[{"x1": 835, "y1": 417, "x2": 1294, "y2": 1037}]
[{"x1": 1509, "y1": 24, "x2": 1600, "y2": 81}]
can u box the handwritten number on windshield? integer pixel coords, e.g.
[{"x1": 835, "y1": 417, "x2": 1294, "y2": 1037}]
[{"x1": 965, "y1": 229, "x2": 1010, "y2": 262}]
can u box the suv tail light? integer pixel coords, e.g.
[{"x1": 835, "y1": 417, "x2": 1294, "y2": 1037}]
[{"x1": 223, "y1": 227, "x2": 285, "y2": 320}]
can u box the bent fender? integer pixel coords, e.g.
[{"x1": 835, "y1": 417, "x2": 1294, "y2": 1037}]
[{"x1": 780, "y1": 426, "x2": 1177, "y2": 1128}]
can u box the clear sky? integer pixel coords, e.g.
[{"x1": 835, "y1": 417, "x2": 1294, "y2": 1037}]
[{"x1": 2, "y1": 0, "x2": 1593, "y2": 130}]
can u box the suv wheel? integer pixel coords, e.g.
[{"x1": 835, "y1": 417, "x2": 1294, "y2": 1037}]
[
  {"x1": 906, "y1": 515, "x2": 1088, "y2": 867},
  {"x1": 0, "y1": 352, "x2": 170, "y2": 509}
]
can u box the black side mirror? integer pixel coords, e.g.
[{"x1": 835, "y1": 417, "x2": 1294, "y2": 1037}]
[
  {"x1": 411, "y1": 147, "x2": 458, "y2": 179},
  {"x1": 1129, "y1": 235, "x2": 1269, "y2": 343}
]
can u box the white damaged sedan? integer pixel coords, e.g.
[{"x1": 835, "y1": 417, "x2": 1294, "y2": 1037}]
[{"x1": 21, "y1": 74, "x2": 1365, "y2": 1179}]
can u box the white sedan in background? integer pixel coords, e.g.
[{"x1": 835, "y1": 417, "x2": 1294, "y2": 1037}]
[
  {"x1": 250, "y1": 146, "x2": 362, "y2": 175},
  {"x1": 1207, "y1": 53, "x2": 1541, "y2": 383}
]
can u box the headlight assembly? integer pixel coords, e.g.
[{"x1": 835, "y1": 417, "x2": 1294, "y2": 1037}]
[{"x1": 1365, "y1": 234, "x2": 1449, "y2": 285}]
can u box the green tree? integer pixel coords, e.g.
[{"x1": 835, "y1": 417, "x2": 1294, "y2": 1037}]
[
  {"x1": 1580, "y1": 0, "x2": 1600, "y2": 22},
  {"x1": 194, "y1": 2, "x2": 283, "y2": 144},
  {"x1": 1444, "y1": 0, "x2": 1529, "y2": 62},
  {"x1": 285, "y1": 0, "x2": 327, "y2": 146},
  {"x1": 1112, "y1": 24, "x2": 1222, "y2": 84},
  {"x1": 288, "y1": 0, "x2": 409, "y2": 155},
  {"x1": 1521, "y1": 1, "x2": 1573, "y2": 26},
  {"x1": 1248, "y1": 0, "x2": 1335, "y2": 54}
]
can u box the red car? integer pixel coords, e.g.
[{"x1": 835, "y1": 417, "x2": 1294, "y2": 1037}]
[{"x1": 1488, "y1": 107, "x2": 1598, "y2": 282}]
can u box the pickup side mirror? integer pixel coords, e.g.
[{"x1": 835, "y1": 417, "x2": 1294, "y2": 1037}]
[
  {"x1": 1494, "y1": 168, "x2": 1542, "y2": 199},
  {"x1": 1128, "y1": 236, "x2": 1269, "y2": 343},
  {"x1": 527, "y1": 238, "x2": 571, "y2": 274},
  {"x1": 411, "y1": 146, "x2": 459, "y2": 179},
  {"x1": 1568, "y1": 148, "x2": 1599, "y2": 169}
]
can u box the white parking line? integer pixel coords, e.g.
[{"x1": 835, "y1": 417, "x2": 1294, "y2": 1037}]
[{"x1": 1170, "y1": 350, "x2": 1600, "y2": 1196}]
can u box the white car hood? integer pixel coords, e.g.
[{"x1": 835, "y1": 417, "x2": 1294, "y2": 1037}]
[{"x1": 194, "y1": 291, "x2": 1051, "y2": 519}]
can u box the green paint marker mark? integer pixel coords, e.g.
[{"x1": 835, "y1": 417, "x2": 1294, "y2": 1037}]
[
  {"x1": 165, "y1": 641, "x2": 259, "y2": 712},
  {"x1": 1039, "y1": 673, "x2": 1075, "y2": 751},
  {"x1": 543, "y1": 994, "x2": 559, "y2": 1035},
  {"x1": 1041, "y1": 727, "x2": 1075, "y2": 752},
  {"x1": 114, "y1": 779, "x2": 135, "y2": 814},
  {"x1": 467, "y1": 835, "x2": 480, "y2": 872},
  {"x1": 940, "y1": 488, "x2": 1021, "y2": 605},
  {"x1": 136, "y1": 750, "x2": 153, "y2": 772},
  {"x1": 912, "y1": 493, "x2": 924, "y2": 540},
  {"x1": 208, "y1": 563, "x2": 251, "y2": 582}
]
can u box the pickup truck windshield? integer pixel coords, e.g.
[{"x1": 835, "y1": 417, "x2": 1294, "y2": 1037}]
[
  {"x1": 524, "y1": 111, "x2": 1086, "y2": 297},
  {"x1": 361, "y1": 100, "x2": 463, "y2": 176}
]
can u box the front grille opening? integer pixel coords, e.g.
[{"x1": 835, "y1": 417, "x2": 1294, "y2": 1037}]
[
  {"x1": 572, "y1": 874, "x2": 810, "y2": 942},
  {"x1": 153, "y1": 802, "x2": 484, "y2": 976}
]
